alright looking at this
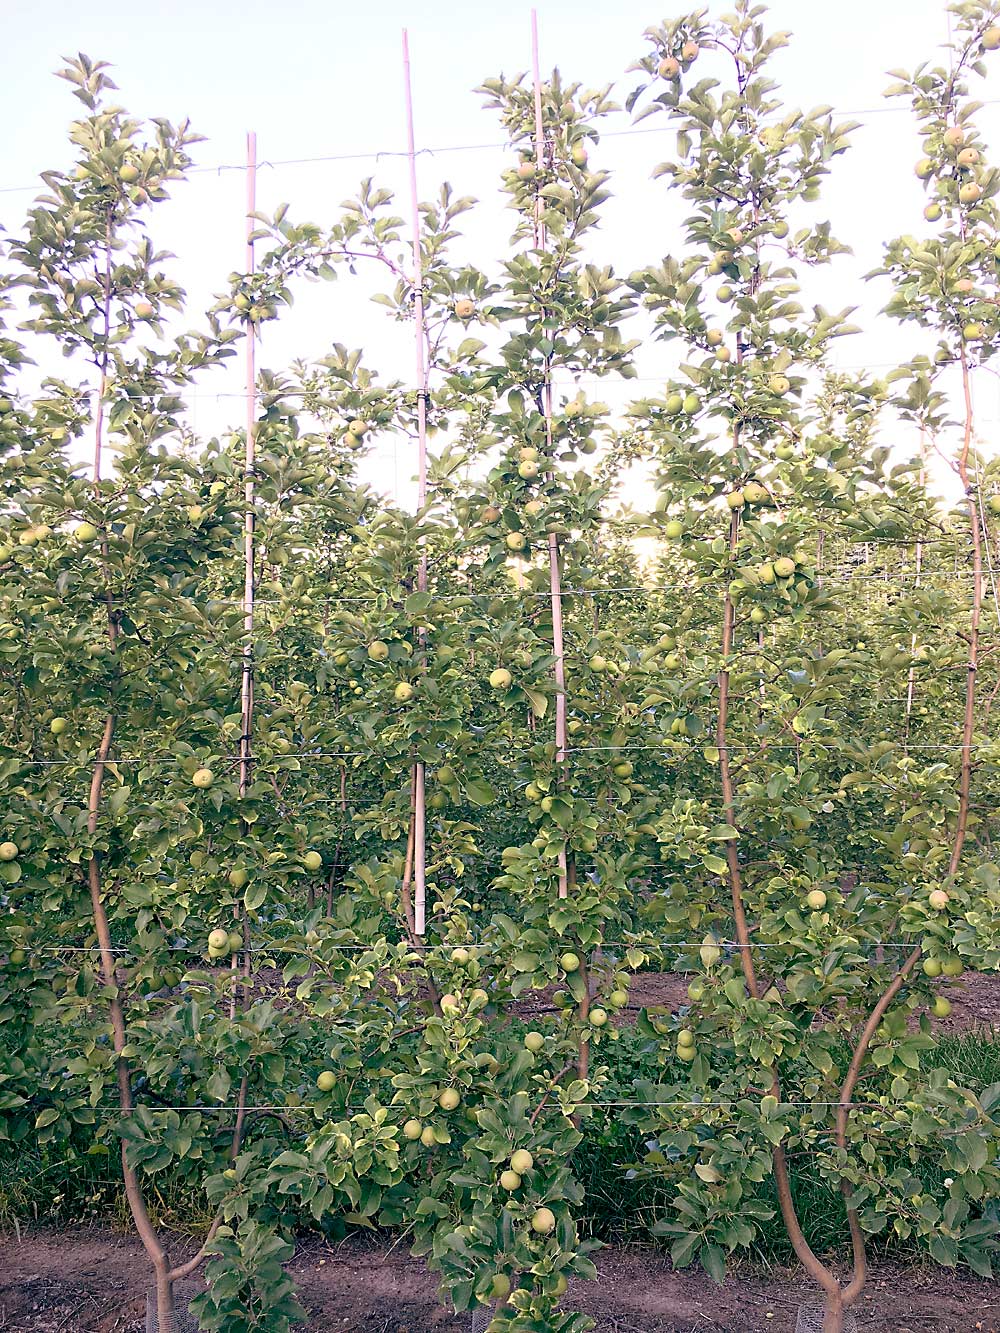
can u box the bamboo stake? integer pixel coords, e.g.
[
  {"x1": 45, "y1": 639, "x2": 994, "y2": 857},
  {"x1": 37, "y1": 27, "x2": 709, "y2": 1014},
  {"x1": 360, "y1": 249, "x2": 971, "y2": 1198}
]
[
  {"x1": 240, "y1": 131, "x2": 258, "y2": 802},
  {"x1": 403, "y1": 31, "x2": 428, "y2": 935},
  {"x1": 231, "y1": 131, "x2": 258, "y2": 1018},
  {"x1": 530, "y1": 9, "x2": 569, "y2": 901},
  {"x1": 903, "y1": 428, "x2": 927, "y2": 748}
]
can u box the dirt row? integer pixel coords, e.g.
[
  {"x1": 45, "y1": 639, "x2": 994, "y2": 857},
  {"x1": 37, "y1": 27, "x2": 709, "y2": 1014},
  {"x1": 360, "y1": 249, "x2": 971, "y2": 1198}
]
[
  {"x1": 513, "y1": 968, "x2": 1000, "y2": 1035},
  {"x1": 1, "y1": 1229, "x2": 998, "y2": 1333}
]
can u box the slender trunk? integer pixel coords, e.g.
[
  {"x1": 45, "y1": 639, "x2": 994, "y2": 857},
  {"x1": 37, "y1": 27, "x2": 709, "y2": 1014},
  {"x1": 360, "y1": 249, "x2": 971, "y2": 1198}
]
[
  {"x1": 89, "y1": 212, "x2": 174, "y2": 1333},
  {"x1": 950, "y1": 350, "x2": 980, "y2": 878},
  {"x1": 717, "y1": 451, "x2": 839, "y2": 1305}
]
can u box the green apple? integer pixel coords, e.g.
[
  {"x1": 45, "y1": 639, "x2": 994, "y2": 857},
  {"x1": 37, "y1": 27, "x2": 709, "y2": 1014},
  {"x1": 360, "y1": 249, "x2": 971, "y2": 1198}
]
[
  {"x1": 589, "y1": 1007, "x2": 608, "y2": 1027},
  {"x1": 454, "y1": 298, "x2": 476, "y2": 318},
  {"x1": 726, "y1": 490, "x2": 745, "y2": 509},
  {"x1": 227, "y1": 931, "x2": 243, "y2": 954},
  {"x1": 768, "y1": 374, "x2": 790, "y2": 395},
  {"x1": 505, "y1": 531, "x2": 527, "y2": 551},
  {"x1": 0, "y1": 841, "x2": 19, "y2": 862},
  {"x1": 609, "y1": 988, "x2": 628, "y2": 1008},
  {"x1": 984, "y1": 25, "x2": 1000, "y2": 49},
  {"x1": 922, "y1": 957, "x2": 942, "y2": 978},
  {"x1": 914, "y1": 158, "x2": 935, "y2": 179},
  {"x1": 490, "y1": 667, "x2": 512, "y2": 690},
  {"x1": 773, "y1": 556, "x2": 796, "y2": 578},
  {"x1": 677, "y1": 1028, "x2": 695, "y2": 1048},
  {"x1": 932, "y1": 996, "x2": 952, "y2": 1018},
  {"x1": 560, "y1": 951, "x2": 581, "y2": 972},
  {"x1": 403, "y1": 1118, "x2": 423, "y2": 1140},
  {"x1": 208, "y1": 928, "x2": 230, "y2": 954},
  {"x1": 420, "y1": 1125, "x2": 437, "y2": 1147},
  {"x1": 490, "y1": 1274, "x2": 511, "y2": 1298},
  {"x1": 228, "y1": 867, "x2": 248, "y2": 889},
  {"x1": 959, "y1": 182, "x2": 982, "y2": 204},
  {"x1": 500, "y1": 1169, "x2": 522, "y2": 1191},
  {"x1": 531, "y1": 1206, "x2": 556, "y2": 1234},
  {"x1": 806, "y1": 889, "x2": 827, "y2": 910},
  {"x1": 988, "y1": 496, "x2": 1000, "y2": 515},
  {"x1": 658, "y1": 55, "x2": 681, "y2": 78},
  {"x1": 438, "y1": 1088, "x2": 461, "y2": 1111},
  {"x1": 135, "y1": 301, "x2": 155, "y2": 319},
  {"x1": 613, "y1": 760, "x2": 633, "y2": 778},
  {"x1": 367, "y1": 640, "x2": 390, "y2": 662},
  {"x1": 516, "y1": 159, "x2": 537, "y2": 180},
  {"x1": 74, "y1": 521, "x2": 99, "y2": 541},
  {"x1": 510, "y1": 1149, "x2": 533, "y2": 1174},
  {"x1": 664, "y1": 519, "x2": 684, "y2": 539},
  {"x1": 316, "y1": 1070, "x2": 337, "y2": 1092},
  {"x1": 119, "y1": 163, "x2": 140, "y2": 183},
  {"x1": 924, "y1": 202, "x2": 943, "y2": 221},
  {"x1": 681, "y1": 40, "x2": 699, "y2": 61},
  {"x1": 524, "y1": 1031, "x2": 545, "y2": 1053},
  {"x1": 348, "y1": 418, "x2": 369, "y2": 436},
  {"x1": 49, "y1": 717, "x2": 68, "y2": 735},
  {"x1": 394, "y1": 681, "x2": 413, "y2": 702},
  {"x1": 570, "y1": 142, "x2": 589, "y2": 168},
  {"x1": 682, "y1": 393, "x2": 700, "y2": 414},
  {"x1": 664, "y1": 392, "x2": 684, "y2": 415},
  {"x1": 518, "y1": 460, "x2": 539, "y2": 479},
  {"x1": 928, "y1": 889, "x2": 949, "y2": 911},
  {"x1": 192, "y1": 768, "x2": 214, "y2": 789},
  {"x1": 700, "y1": 936, "x2": 721, "y2": 968}
]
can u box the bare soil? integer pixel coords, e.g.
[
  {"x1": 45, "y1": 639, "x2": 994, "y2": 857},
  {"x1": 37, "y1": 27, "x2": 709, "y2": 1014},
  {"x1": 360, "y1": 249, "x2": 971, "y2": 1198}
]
[
  {"x1": 515, "y1": 969, "x2": 1000, "y2": 1034},
  {"x1": 1, "y1": 1229, "x2": 998, "y2": 1333}
]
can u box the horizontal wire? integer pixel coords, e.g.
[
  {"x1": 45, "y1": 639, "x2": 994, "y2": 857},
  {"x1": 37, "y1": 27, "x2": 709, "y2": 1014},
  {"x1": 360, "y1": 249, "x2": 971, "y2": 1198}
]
[
  {"x1": 14, "y1": 572, "x2": 991, "y2": 610},
  {"x1": 16, "y1": 940, "x2": 923, "y2": 955},
  {"x1": 35, "y1": 1099, "x2": 966, "y2": 1116},
  {"x1": 4, "y1": 98, "x2": 993, "y2": 197},
  {"x1": 8, "y1": 738, "x2": 999, "y2": 767}
]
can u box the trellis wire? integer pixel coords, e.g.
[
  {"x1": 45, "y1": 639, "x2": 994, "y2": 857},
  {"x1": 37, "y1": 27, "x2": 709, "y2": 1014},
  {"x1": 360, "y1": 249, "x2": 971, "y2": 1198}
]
[
  {"x1": 51, "y1": 1099, "x2": 972, "y2": 1115},
  {"x1": 2, "y1": 95, "x2": 999, "y2": 196},
  {"x1": 25, "y1": 568, "x2": 1000, "y2": 607},
  {"x1": 19, "y1": 938, "x2": 923, "y2": 955},
  {"x1": 10, "y1": 737, "x2": 1000, "y2": 767}
]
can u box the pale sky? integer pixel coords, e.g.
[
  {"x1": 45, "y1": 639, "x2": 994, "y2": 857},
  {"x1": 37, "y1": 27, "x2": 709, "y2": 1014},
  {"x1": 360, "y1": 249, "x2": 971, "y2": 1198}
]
[{"x1": 2, "y1": 0, "x2": 996, "y2": 504}]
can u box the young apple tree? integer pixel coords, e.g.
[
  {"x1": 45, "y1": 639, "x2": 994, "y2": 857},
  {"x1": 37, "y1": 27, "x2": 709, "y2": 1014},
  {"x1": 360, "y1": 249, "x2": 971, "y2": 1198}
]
[{"x1": 624, "y1": 5, "x2": 1000, "y2": 1330}]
